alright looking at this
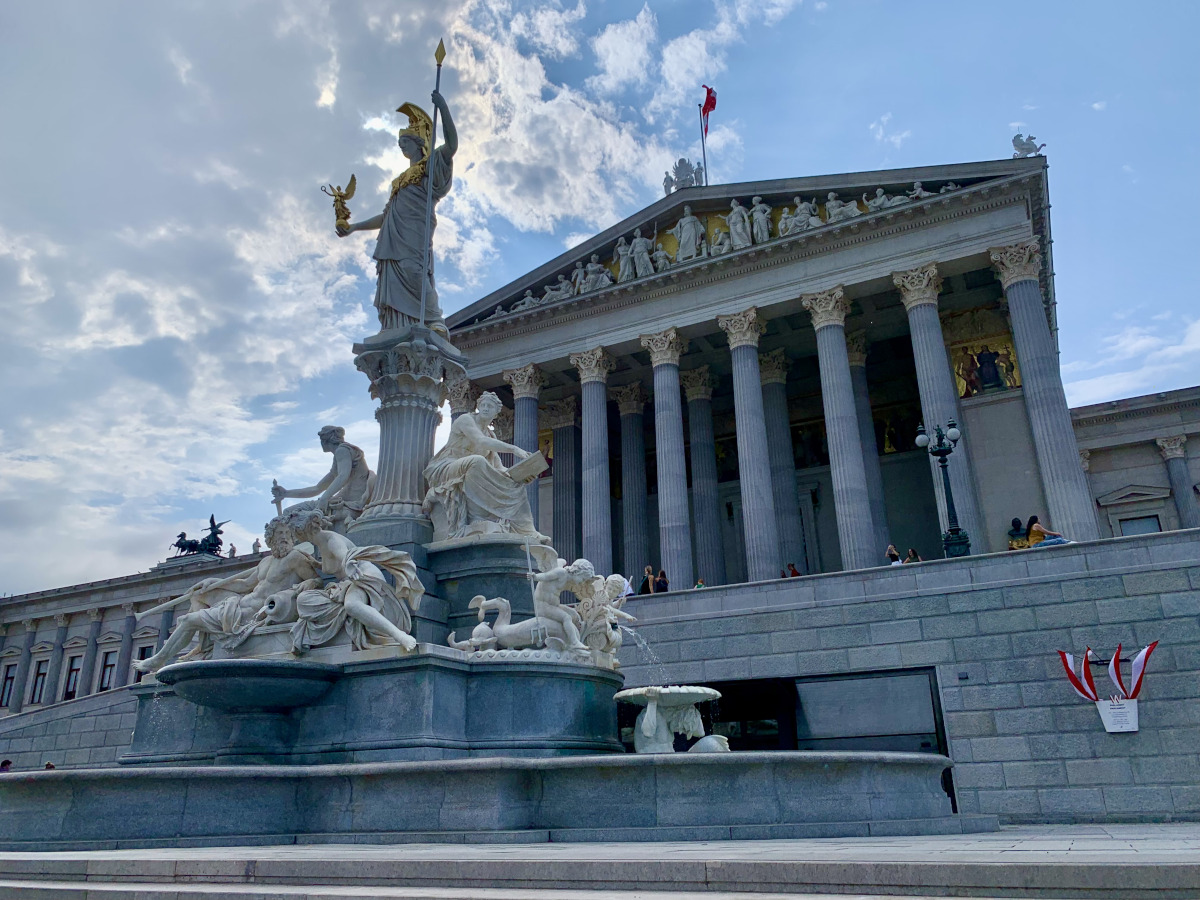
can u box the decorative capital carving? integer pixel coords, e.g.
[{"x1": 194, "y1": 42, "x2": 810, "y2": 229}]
[
  {"x1": 446, "y1": 372, "x2": 481, "y2": 415},
  {"x1": 501, "y1": 364, "x2": 546, "y2": 401},
  {"x1": 681, "y1": 366, "x2": 716, "y2": 402},
  {"x1": 759, "y1": 348, "x2": 790, "y2": 386},
  {"x1": 569, "y1": 347, "x2": 616, "y2": 384},
  {"x1": 543, "y1": 397, "x2": 579, "y2": 430},
  {"x1": 989, "y1": 240, "x2": 1042, "y2": 289},
  {"x1": 611, "y1": 382, "x2": 646, "y2": 416},
  {"x1": 87, "y1": 607, "x2": 102, "y2": 621},
  {"x1": 54, "y1": 613, "x2": 68, "y2": 627},
  {"x1": 121, "y1": 602, "x2": 136, "y2": 616},
  {"x1": 1156, "y1": 435, "x2": 1187, "y2": 461},
  {"x1": 492, "y1": 405, "x2": 514, "y2": 442},
  {"x1": 22, "y1": 618, "x2": 36, "y2": 632},
  {"x1": 1079, "y1": 449, "x2": 1091, "y2": 471},
  {"x1": 892, "y1": 263, "x2": 943, "y2": 311},
  {"x1": 799, "y1": 287, "x2": 850, "y2": 331},
  {"x1": 845, "y1": 330, "x2": 869, "y2": 368},
  {"x1": 717, "y1": 308, "x2": 766, "y2": 350},
  {"x1": 639, "y1": 327, "x2": 688, "y2": 367},
  {"x1": 353, "y1": 337, "x2": 456, "y2": 410}
]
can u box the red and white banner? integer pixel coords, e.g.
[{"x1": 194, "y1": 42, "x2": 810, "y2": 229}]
[
  {"x1": 700, "y1": 85, "x2": 717, "y2": 137},
  {"x1": 1059, "y1": 642, "x2": 1158, "y2": 701}
]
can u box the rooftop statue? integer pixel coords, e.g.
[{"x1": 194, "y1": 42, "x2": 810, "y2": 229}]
[
  {"x1": 334, "y1": 92, "x2": 457, "y2": 338},
  {"x1": 271, "y1": 426, "x2": 374, "y2": 534},
  {"x1": 630, "y1": 227, "x2": 655, "y2": 278},
  {"x1": 864, "y1": 187, "x2": 909, "y2": 212},
  {"x1": 663, "y1": 157, "x2": 703, "y2": 193},
  {"x1": 1012, "y1": 133, "x2": 1046, "y2": 158},
  {"x1": 906, "y1": 181, "x2": 934, "y2": 200},
  {"x1": 780, "y1": 197, "x2": 822, "y2": 235},
  {"x1": 669, "y1": 205, "x2": 706, "y2": 262},
  {"x1": 582, "y1": 253, "x2": 614, "y2": 291},
  {"x1": 721, "y1": 199, "x2": 752, "y2": 250},
  {"x1": 422, "y1": 391, "x2": 551, "y2": 544},
  {"x1": 750, "y1": 196, "x2": 772, "y2": 244},
  {"x1": 613, "y1": 236, "x2": 634, "y2": 283},
  {"x1": 823, "y1": 191, "x2": 862, "y2": 224}
]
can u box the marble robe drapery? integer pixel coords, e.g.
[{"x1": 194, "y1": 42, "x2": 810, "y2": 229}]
[
  {"x1": 373, "y1": 148, "x2": 453, "y2": 328},
  {"x1": 290, "y1": 546, "x2": 422, "y2": 652}
]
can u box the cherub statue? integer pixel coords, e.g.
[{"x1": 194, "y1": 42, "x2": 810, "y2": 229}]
[
  {"x1": 320, "y1": 174, "x2": 356, "y2": 230},
  {"x1": 1012, "y1": 133, "x2": 1046, "y2": 158},
  {"x1": 906, "y1": 181, "x2": 934, "y2": 200}
]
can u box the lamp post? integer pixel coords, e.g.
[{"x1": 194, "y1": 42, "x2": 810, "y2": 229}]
[{"x1": 916, "y1": 419, "x2": 972, "y2": 558}]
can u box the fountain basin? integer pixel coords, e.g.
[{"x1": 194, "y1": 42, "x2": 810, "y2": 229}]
[{"x1": 155, "y1": 659, "x2": 340, "y2": 712}]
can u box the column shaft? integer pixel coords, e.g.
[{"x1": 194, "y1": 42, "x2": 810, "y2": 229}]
[
  {"x1": 686, "y1": 394, "x2": 727, "y2": 585},
  {"x1": 552, "y1": 424, "x2": 582, "y2": 562},
  {"x1": 729, "y1": 344, "x2": 780, "y2": 581},
  {"x1": 157, "y1": 608, "x2": 175, "y2": 653},
  {"x1": 652, "y1": 363, "x2": 693, "y2": 588},
  {"x1": 1004, "y1": 277, "x2": 1100, "y2": 540},
  {"x1": 905, "y1": 301, "x2": 987, "y2": 547},
  {"x1": 42, "y1": 620, "x2": 69, "y2": 706},
  {"x1": 761, "y1": 380, "x2": 806, "y2": 573},
  {"x1": 620, "y1": 411, "x2": 651, "y2": 578},
  {"x1": 580, "y1": 379, "x2": 613, "y2": 572},
  {"x1": 1159, "y1": 442, "x2": 1200, "y2": 529},
  {"x1": 7, "y1": 625, "x2": 36, "y2": 714},
  {"x1": 114, "y1": 607, "x2": 136, "y2": 689},
  {"x1": 514, "y1": 395, "x2": 541, "y2": 528},
  {"x1": 849, "y1": 362, "x2": 892, "y2": 555},
  {"x1": 78, "y1": 614, "x2": 102, "y2": 699}
]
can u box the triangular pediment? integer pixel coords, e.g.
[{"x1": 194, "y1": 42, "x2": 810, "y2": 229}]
[
  {"x1": 62, "y1": 637, "x2": 88, "y2": 650},
  {"x1": 448, "y1": 157, "x2": 1046, "y2": 332},
  {"x1": 96, "y1": 631, "x2": 123, "y2": 645},
  {"x1": 132, "y1": 626, "x2": 159, "y2": 640},
  {"x1": 30, "y1": 641, "x2": 54, "y2": 654},
  {"x1": 1097, "y1": 484, "x2": 1171, "y2": 506},
  {"x1": 0, "y1": 646, "x2": 21, "y2": 659}
]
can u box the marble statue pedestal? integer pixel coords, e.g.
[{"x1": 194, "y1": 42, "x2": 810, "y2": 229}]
[{"x1": 424, "y1": 535, "x2": 544, "y2": 641}]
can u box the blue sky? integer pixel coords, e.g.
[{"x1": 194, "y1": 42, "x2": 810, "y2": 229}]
[{"x1": 1, "y1": 0, "x2": 1197, "y2": 594}]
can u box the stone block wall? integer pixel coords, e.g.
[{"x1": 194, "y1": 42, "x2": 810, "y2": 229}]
[
  {"x1": 619, "y1": 529, "x2": 1200, "y2": 823},
  {"x1": 0, "y1": 688, "x2": 137, "y2": 771}
]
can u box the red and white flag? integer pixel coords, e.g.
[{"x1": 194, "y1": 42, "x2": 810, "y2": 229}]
[
  {"x1": 1057, "y1": 648, "x2": 1099, "y2": 701},
  {"x1": 701, "y1": 85, "x2": 717, "y2": 136}
]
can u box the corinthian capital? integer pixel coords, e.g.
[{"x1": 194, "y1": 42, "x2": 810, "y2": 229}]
[
  {"x1": 717, "y1": 308, "x2": 766, "y2": 350},
  {"x1": 639, "y1": 327, "x2": 688, "y2": 367},
  {"x1": 989, "y1": 240, "x2": 1042, "y2": 289},
  {"x1": 493, "y1": 405, "x2": 514, "y2": 442},
  {"x1": 502, "y1": 364, "x2": 546, "y2": 401},
  {"x1": 1156, "y1": 435, "x2": 1187, "y2": 461},
  {"x1": 569, "y1": 347, "x2": 616, "y2": 384},
  {"x1": 892, "y1": 263, "x2": 942, "y2": 311},
  {"x1": 759, "y1": 348, "x2": 790, "y2": 386},
  {"x1": 446, "y1": 372, "x2": 481, "y2": 416},
  {"x1": 543, "y1": 397, "x2": 578, "y2": 430},
  {"x1": 611, "y1": 382, "x2": 646, "y2": 416},
  {"x1": 681, "y1": 367, "x2": 716, "y2": 402},
  {"x1": 800, "y1": 286, "x2": 850, "y2": 331},
  {"x1": 845, "y1": 330, "x2": 869, "y2": 368}
]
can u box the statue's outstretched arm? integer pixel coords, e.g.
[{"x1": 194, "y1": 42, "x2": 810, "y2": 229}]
[
  {"x1": 317, "y1": 447, "x2": 354, "y2": 507},
  {"x1": 276, "y1": 467, "x2": 336, "y2": 501},
  {"x1": 341, "y1": 212, "x2": 385, "y2": 237},
  {"x1": 432, "y1": 89, "x2": 457, "y2": 157}
]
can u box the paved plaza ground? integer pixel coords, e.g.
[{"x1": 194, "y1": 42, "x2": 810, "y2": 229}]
[{"x1": 2, "y1": 824, "x2": 1199, "y2": 898}]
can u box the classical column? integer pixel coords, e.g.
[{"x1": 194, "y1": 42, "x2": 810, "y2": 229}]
[
  {"x1": 570, "y1": 348, "x2": 616, "y2": 573},
  {"x1": 503, "y1": 364, "x2": 546, "y2": 529},
  {"x1": 759, "y1": 349, "x2": 806, "y2": 574},
  {"x1": 716, "y1": 308, "x2": 781, "y2": 582},
  {"x1": 990, "y1": 242, "x2": 1100, "y2": 540},
  {"x1": 446, "y1": 372, "x2": 480, "y2": 421},
  {"x1": 1157, "y1": 436, "x2": 1200, "y2": 529},
  {"x1": 350, "y1": 332, "x2": 460, "y2": 546},
  {"x1": 845, "y1": 331, "x2": 892, "y2": 556},
  {"x1": 157, "y1": 608, "x2": 175, "y2": 653},
  {"x1": 640, "y1": 328, "x2": 694, "y2": 588},
  {"x1": 7, "y1": 619, "x2": 36, "y2": 714},
  {"x1": 545, "y1": 398, "x2": 582, "y2": 562},
  {"x1": 893, "y1": 264, "x2": 986, "y2": 549},
  {"x1": 114, "y1": 603, "x2": 136, "y2": 688},
  {"x1": 42, "y1": 613, "x2": 69, "y2": 706},
  {"x1": 682, "y1": 367, "x2": 727, "y2": 585},
  {"x1": 799, "y1": 288, "x2": 876, "y2": 571},
  {"x1": 78, "y1": 608, "x2": 102, "y2": 699},
  {"x1": 612, "y1": 382, "x2": 651, "y2": 578}
]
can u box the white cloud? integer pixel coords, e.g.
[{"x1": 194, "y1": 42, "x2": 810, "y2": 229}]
[
  {"x1": 814, "y1": 1, "x2": 828, "y2": 10},
  {"x1": 868, "y1": 112, "x2": 912, "y2": 149},
  {"x1": 1065, "y1": 319, "x2": 1200, "y2": 406},
  {"x1": 167, "y1": 46, "x2": 194, "y2": 86},
  {"x1": 586, "y1": 6, "x2": 657, "y2": 94},
  {"x1": 511, "y1": 1, "x2": 587, "y2": 59},
  {"x1": 562, "y1": 231, "x2": 591, "y2": 249},
  {"x1": 1009, "y1": 121, "x2": 1026, "y2": 131},
  {"x1": 1091, "y1": 100, "x2": 1107, "y2": 111}
]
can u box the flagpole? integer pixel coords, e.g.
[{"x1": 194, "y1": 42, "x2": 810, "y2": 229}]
[
  {"x1": 697, "y1": 103, "x2": 709, "y2": 186},
  {"x1": 418, "y1": 39, "x2": 447, "y2": 329}
]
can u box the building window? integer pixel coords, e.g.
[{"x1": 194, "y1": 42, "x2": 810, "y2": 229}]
[
  {"x1": 133, "y1": 645, "x2": 154, "y2": 683},
  {"x1": 97, "y1": 651, "x2": 117, "y2": 692},
  {"x1": 62, "y1": 655, "x2": 83, "y2": 701},
  {"x1": 1119, "y1": 515, "x2": 1161, "y2": 536},
  {"x1": 29, "y1": 659, "x2": 49, "y2": 705},
  {"x1": 0, "y1": 664, "x2": 16, "y2": 707}
]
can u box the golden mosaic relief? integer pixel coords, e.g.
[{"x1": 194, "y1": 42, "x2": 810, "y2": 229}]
[{"x1": 940, "y1": 307, "x2": 1022, "y2": 399}]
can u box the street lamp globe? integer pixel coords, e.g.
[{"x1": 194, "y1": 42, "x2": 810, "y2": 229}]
[{"x1": 915, "y1": 432, "x2": 930, "y2": 448}]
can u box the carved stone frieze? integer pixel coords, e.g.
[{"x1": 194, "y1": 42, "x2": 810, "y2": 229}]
[
  {"x1": 989, "y1": 240, "x2": 1042, "y2": 289},
  {"x1": 611, "y1": 382, "x2": 647, "y2": 416},
  {"x1": 543, "y1": 397, "x2": 579, "y2": 431},
  {"x1": 681, "y1": 366, "x2": 716, "y2": 402},
  {"x1": 892, "y1": 263, "x2": 943, "y2": 311},
  {"x1": 759, "y1": 348, "x2": 790, "y2": 386},
  {"x1": 502, "y1": 363, "x2": 546, "y2": 401},
  {"x1": 1156, "y1": 435, "x2": 1187, "y2": 461},
  {"x1": 716, "y1": 307, "x2": 766, "y2": 350},
  {"x1": 799, "y1": 287, "x2": 850, "y2": 331},
  {"x1": 845, "y1": 330, "x2": 869, "y2": 368},
  {"x1": 639, "y1": 327, "x2": 688, "y2": 367},
  {"x1": 569, "y1": 347, "x2": 616, "y2": 384}
]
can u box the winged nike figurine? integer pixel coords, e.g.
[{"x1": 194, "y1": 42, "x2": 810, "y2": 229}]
[{"x1": 321, "y1": 174, "x2": 356, "y2": 230}]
